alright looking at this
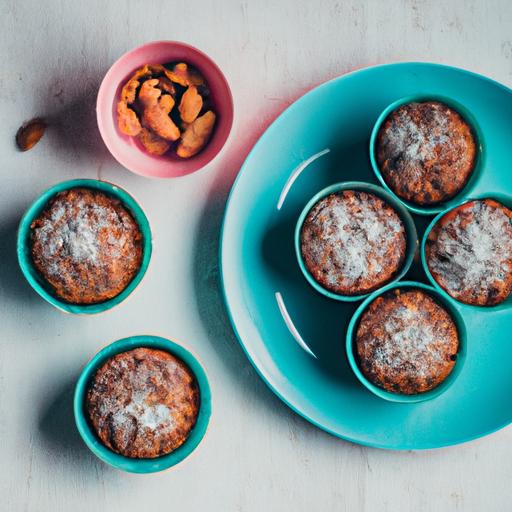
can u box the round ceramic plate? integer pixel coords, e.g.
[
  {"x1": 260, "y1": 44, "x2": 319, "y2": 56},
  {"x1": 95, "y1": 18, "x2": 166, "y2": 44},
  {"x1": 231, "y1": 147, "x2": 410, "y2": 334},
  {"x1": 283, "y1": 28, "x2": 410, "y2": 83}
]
[{"x1": 220, "y1": 62, "x2": 512, "y2": 450}]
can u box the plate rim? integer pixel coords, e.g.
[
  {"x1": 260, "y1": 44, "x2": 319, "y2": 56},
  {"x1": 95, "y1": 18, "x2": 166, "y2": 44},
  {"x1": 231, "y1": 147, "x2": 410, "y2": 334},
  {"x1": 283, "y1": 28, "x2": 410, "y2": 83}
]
[{"x1": 219, "y1": 61, "x2": 512, "y2": 450}]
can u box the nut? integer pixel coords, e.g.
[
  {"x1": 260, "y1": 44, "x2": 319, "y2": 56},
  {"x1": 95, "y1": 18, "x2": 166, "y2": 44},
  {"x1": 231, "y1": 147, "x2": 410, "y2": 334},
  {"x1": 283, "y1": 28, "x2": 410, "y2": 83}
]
[{"x1": 16, "y1": 119, "x2": 46, "y2": 151}]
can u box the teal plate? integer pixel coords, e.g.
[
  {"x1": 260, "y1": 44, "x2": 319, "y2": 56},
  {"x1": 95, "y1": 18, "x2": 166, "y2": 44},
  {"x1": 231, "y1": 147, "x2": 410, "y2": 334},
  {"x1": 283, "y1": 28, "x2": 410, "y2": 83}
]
[{"x1": 220, "y1": 62, "x2": 512, "y2": 450}]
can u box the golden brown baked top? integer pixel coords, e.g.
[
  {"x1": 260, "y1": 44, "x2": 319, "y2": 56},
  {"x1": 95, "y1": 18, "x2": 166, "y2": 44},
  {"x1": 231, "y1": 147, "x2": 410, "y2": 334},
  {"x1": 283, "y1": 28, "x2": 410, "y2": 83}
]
[
  {"x1": 355, "y1": 289, "x2": 459, "y2": 395},
  {"x1": 30, "y1": 188, "x2": 143, "y2": 304},
  {"x1": 376, "y1": 101, "x2": 476, "y2": 206},
  {"x1": 300, "y1": 190, "x2": 406, "y2": 296},
  {"x1": 426, "y1": 199, "x2": 512, "y2": 306},
  {"x1": 86, "y1": 348, "x2": 200, "y2": 459}
]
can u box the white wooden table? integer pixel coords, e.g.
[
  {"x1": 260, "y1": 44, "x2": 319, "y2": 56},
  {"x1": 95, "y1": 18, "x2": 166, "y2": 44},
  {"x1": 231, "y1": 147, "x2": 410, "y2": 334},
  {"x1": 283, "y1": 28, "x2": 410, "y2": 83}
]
[{"x1": 1, "y1": 1, "x2": 511, "y2": 510}]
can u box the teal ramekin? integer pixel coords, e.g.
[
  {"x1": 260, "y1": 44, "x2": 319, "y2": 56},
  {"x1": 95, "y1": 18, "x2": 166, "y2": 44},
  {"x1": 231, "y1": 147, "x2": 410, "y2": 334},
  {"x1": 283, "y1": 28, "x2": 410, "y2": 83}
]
[
  {"x1": 346, "y1": 281, "x2": 467, "y2": 403},
  {"x1": 295, "y1": 181, "x2": 418, "y2": 302},
  {"x1": 74, "y1": 335, "x2": 212, "y2": 473},
  {"x1": 421, "y1": 193, "x2": 512, "y2": 311},
  {"x1": 17, "y1": 179, "x2": 152, "y2": 314},
  {"x1": 369, "y1": 94, "x2": 485, "y2": 216}
]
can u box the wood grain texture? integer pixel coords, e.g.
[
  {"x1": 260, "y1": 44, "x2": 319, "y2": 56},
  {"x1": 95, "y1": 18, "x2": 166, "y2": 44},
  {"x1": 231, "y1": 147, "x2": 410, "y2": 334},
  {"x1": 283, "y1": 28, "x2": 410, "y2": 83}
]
[{"x1": 1, "y1": 0, "x2": 512, "y2": 510}]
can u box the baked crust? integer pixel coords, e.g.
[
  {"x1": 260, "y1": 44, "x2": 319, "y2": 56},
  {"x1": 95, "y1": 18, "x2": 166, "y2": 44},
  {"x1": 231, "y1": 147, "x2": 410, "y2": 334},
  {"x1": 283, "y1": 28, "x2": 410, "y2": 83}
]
[
  {"x1": 30, "y1": 188, "x2": 143, "y2": 304},
  {"x1": 300, "y1": 190, "x2": 406, "y2": 295},
  {"x1": 86, "y1": 348, "x2": 200, "y2": 459},
  {"x1": 376, "y1": 101, "x2": 476, "y2": 205},
  {"x1": 426, "y1": 199, "x2": 512, "y2": 306},
  {"x1": 355, "y1": 288, "x2": 459, "y2": 394}
]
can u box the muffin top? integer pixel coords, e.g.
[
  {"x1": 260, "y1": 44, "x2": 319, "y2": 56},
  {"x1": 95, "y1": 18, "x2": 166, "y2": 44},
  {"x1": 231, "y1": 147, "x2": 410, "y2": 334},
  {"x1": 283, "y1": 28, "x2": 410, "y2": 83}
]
[
  {"x1": 30, "y1": 188, "x2": 143, "y2": 304},
  {"x1": 426, "y1": 199, "x2": 512, "y2": 306},
  {"x1": 86, "y1": 347, "x2": 200, "y2": 459},
  {"x1": 300, "y1": 190, "x2": 406, "y2": 296},
  {"x1": 376, "y1": 101, "x2": 476, "y2": 206},
  {"x1": 355, "y1": 288, "x2": 459, "y2": 394}
]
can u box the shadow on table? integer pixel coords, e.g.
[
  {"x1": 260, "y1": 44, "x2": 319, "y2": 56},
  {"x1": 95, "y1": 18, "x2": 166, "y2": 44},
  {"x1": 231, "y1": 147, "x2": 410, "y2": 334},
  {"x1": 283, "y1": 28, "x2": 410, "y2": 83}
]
[
  {"x1": 191, "y1": 94, "x2": 356, "y2": 444},
  {"x1": 38, "y1": 376, "x2": 105, "y2": 471},
  {"x1": 0, "y1": 213, "x2": 42, "y2": 306}
]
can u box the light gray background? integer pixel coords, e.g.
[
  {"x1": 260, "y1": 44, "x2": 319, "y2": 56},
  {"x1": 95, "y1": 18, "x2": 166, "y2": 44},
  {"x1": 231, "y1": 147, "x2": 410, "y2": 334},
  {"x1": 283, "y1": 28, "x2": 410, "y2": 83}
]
[{"x1": 1, "y1": 1, "x2": 511, "y2": 511}]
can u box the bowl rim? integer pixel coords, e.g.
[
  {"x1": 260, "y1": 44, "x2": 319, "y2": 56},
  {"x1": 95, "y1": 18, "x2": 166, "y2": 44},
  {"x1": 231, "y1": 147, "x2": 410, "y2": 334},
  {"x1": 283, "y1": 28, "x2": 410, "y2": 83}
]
[
  {"x1": 345, "y1": 280, "x2": 467, "y2": 403},
  {"x1": 73, "y1": 335, "x2": 212, "y2": 474},
  {"x1": 96, "y1": 39, "x2": 234, "y2": 179},
  {"x1": 16, "y1": 178, "x2": 152, "y2": 314},
  {"x1": 294, "y1": 181, "x2": 418, "y2": 302},
  {"x1": 368, "y1": 93, "x2": 486, "y2": 216},
  {"x1": 420, "y1": 192, "x2": 512, "y2": 310}
]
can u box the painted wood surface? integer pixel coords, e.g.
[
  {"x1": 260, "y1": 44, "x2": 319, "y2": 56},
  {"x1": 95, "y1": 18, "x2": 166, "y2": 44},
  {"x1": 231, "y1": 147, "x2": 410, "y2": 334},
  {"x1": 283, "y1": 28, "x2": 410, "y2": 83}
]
[{"x1": 1, "y1": 1, "x2": 511, "y2": 510}]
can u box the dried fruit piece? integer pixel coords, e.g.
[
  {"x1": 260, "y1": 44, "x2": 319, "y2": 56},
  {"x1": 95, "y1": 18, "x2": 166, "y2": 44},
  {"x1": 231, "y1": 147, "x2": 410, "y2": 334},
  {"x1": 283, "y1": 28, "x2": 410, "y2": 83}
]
[
  {"x1": 179, "y1": 86, "x2": 203, "y2": 124},
  {"x1": 156, "y1": 76, "x2": 176, "y2": 96},
  {"x1": 137, "y1": 127, "x2": 170, "y2": 155},
  {"x1": 139, "y1": 80, "x2": 180, "y2": 141},
  {"x1": 120, "y1": 79, "x2": 139, "y2": 104},
  {"x1": 177, "y1": 110, "x2": 216, "y2": 158},
  {"x1": 16, "y1": 119, "x2": 46, "y2": 151},
  {"x1": 164, "y1": 63, "x2": 204, "y2": 87},
  {"x1": 117, "y1": 102, "x2": 142, "y2": 136},
  {"x1": 138, "y1": 78, "x2": 162, "y2": 107}
]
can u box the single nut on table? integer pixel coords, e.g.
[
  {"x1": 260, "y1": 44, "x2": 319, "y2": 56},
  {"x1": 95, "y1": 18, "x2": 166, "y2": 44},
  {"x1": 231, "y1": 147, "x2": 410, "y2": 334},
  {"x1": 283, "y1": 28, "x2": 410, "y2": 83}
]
[
  {"x1": 139, "y1": 79, "x2": 180, "y2": 141},
  {"x1": 16, "y1": 118, "x2": 46, "y2": 151},
  {"x1": 179, "y1": 86, "x2": 203, "y2": 124},
  {"x1": 177, "y1": 111, "x2": 216, "y2": 158}
]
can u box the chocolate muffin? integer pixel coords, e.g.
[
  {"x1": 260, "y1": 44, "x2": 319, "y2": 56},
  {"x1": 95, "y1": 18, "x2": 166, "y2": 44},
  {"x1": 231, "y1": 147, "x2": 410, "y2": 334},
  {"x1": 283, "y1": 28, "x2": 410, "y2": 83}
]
[
  {"x1": 376, "y1": 101, "x2": 477, "y2": 206},
  {"x1": 426, "y1": 199, "x2": 512, "y2": 306},
  {"x1": 30, "y1": 188, "x2": 143, "y2": 304},
  {"x1": 300, "y1": 190, "x2": 407, "y2": 296},
  {"x1": 86, "y1": 348, "x2": 200, "y2": 459},
  {"x1": 355, "y1": 288, "x2": 459, "y2": 394}
]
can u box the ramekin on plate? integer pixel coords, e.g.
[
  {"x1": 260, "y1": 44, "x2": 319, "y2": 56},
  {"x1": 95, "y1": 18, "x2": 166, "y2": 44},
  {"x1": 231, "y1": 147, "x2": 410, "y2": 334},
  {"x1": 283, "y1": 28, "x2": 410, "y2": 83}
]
[
  {"x1": 369, "y1": 94, "x2": 485, "y2": 216},
  {"x1": 421, "y1": 192, "x2": 512, "y2": 311},
  {"x1": 97, "y1": 40, "x2": 234, "y2": 178},
  {"x1": 295, "y1": 181, "x2": 418, "y2": 302},
  {"x1": 74, "y1": 335, "x2": 211, "y2": 473},
  {"x1": 346, "y1": 280, "x2": 467, "y2": 403},
  {"x1": 17, "y1": 179, "x2": 152, "y2": 314}
]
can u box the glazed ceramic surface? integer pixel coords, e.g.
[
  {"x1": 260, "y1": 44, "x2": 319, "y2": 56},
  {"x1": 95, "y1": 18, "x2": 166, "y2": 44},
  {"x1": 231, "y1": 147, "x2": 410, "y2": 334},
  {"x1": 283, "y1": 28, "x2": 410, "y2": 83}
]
[
  {"x1": 74, "y1": 335, "x2": 211, "y2": 473},
  {"x1": 17, "y1": 179, "x2": 152, "y2": 314},
  {"x1": 220, "y1": 62, "x2": 512, "y2": 449}
]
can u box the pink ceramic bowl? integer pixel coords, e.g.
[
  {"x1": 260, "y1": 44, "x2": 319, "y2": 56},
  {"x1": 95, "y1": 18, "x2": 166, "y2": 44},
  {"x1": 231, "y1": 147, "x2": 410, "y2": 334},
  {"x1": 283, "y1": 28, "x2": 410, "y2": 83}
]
[{"x1": 97, "y1": 41, "x2": 233, "y2": 178}]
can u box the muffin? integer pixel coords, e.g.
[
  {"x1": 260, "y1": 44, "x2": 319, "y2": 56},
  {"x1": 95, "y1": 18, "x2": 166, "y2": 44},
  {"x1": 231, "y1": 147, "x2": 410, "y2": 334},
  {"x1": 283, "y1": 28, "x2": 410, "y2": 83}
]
[
  {"x1": 355, "y1": 288, "x2": 459, "y2": 394},
  {"x1": 300, "y1": 190, "x2": 406, "y2": 296},
  {"x1": 30, "y1": 188, "x2": 143, "y2": 304},
  {"x1": 425, "y1": 199, "x2": 512, "y2": 306},
  {"x1": 376, "y1": 101, "x2": 477, "y2": 205},
  {"x1": 86, "y1": 348, "x2": 200, "y2": 459}
]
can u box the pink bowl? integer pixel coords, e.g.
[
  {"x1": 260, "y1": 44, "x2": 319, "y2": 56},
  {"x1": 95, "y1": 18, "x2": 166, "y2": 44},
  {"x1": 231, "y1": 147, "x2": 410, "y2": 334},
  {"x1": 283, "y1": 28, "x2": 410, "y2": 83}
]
[{"x1": 97, "y1": 41, "x2": 234, "y2": 178}]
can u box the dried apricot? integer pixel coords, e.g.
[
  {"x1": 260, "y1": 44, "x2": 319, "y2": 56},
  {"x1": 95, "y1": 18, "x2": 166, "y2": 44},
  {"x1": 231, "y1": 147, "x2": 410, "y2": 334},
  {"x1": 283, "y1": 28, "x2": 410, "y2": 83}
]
[
  {"x1": 177, "y1": 110, "x2": 216, "y2": 158},
  {"x1": 179, "y1": 85, "x2": 203, "y2": 124},
  {"x1": 164, "y1": 63, "x2": 204, "y2": 87},
  {"x1": 137, "y1": 127, "x2": 170, "y2": 155}
]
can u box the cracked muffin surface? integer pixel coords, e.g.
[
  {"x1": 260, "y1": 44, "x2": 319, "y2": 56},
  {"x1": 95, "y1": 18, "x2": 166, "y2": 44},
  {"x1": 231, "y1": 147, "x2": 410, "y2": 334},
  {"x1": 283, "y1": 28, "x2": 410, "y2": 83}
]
[
  {"x1": 355, "y1": 288, "x2": 459, "y2": 395},
  {"x1": 426, "y1": 199, "x2": 512, "y2": 306},
  {"x1": 30, "y1": 188, "x2": 143, "y2": 304},
  {"x1": 86, "y1": 348, "x2": 200, "y2": 458},
  {"x1": 376, "y1": 101, "x2": 476, "y2": 206},
  {"x1": 300, "y1": 190, "x2": 406, "y2": 296}
]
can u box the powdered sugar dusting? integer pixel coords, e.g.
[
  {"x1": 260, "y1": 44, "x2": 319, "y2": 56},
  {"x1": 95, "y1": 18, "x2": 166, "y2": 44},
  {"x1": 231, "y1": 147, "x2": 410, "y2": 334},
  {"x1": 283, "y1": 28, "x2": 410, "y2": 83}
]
[
  {"x1": 374, "y1": 306, "x2": 442, "y2": 379},
  {"x1": 383, "y1": 102, "x2": 451, "y2": 166},
  {"x1": 33, "y1": 193, "x2": 129, "y2": 279},
  {"x1": 428, "y1": 201, "x2": 512, "y2": 298},
  {"x1": 303, "y1": 191, "x2": 405, "y2": 289}
]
